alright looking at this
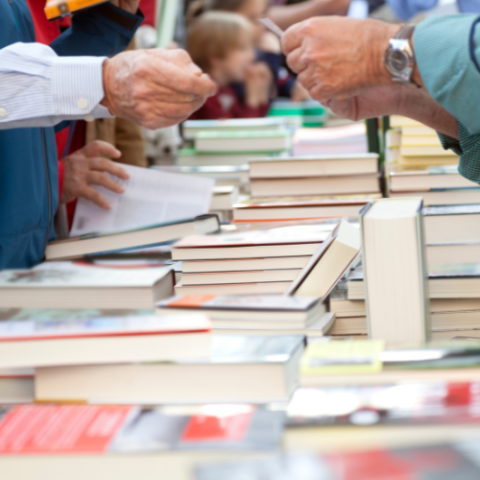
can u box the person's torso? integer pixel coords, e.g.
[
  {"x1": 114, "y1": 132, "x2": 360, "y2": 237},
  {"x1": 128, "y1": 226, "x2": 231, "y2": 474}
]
[{"x1": 0, "y1": 0, "x2": 58, "y2": 269}]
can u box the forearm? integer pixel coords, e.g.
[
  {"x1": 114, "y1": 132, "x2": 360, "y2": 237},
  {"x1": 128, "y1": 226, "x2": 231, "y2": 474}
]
[
  {"x1": 397, "y1": 86, "x2": 458, "y2": 139},
  {"x1": 269, "y1": 0, "x2": 350, "y2": 31}
]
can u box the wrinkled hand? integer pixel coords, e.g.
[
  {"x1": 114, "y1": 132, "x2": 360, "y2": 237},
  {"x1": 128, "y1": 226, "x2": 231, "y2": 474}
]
[
  {"x1": 109, "y1": 0, "x2": 139, "y2": 15},
  {"x1": 101, "y1": 49, "x2": 218, "y2": 130},
  {"x1": 245, "y1": 62, "x2": 273, "y2": 108},
  {"x1": 282, "y1": 17, "x2": 399, "y2": 104},
  {"x1": 61, "y1": 141, "x2": 130, "y2": 210}
]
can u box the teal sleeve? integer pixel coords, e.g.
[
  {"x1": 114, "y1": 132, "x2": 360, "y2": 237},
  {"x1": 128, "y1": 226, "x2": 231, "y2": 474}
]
[
  {"x1": 438, "y1": 124, "x2": 480, "y2": 184},
  {"x1": 415, "y1": 15, "x2": 480, "y2": 135}
]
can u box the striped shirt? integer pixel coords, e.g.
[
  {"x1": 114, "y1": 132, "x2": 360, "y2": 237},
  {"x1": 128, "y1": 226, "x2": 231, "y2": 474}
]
[{"x1": 0, "y1": 42, "x2": 112, "y2": 130}]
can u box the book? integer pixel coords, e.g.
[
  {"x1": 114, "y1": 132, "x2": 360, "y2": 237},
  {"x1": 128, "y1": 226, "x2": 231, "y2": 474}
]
[
  {"x1": 0, "y1": 313, "x2": 211, "y2": 369},
  {"x1": 153, "y1": 165, "x2": 250, "y2": 189},
  {"x1": 180, "y1": 269, "x2": 302, "y2": 286},
  {"x1": 233, "y1": 195, "x2": 379, "y2": 222},
  {"x1": 209, "y1": 313, "x2": 335, "y2": 337},
  {"x1": 329, "y1": 311, "x2": 480, "y2": 335},
  {"x1": 287, "y1": 382, "x2": 480, "y2": 427},
  {"x1": 400, "y1": 145, "x2": 457, "y2": 157},
  {"x1": 391, "y1": 187, "x2": 480, "y2": 206},
  {"x1": 174, "y1": 281, "x2": 292, "y2": 296},
  {"x1": 35, "y1": 335, "x2": 305, "y2": 403},
  {"x1": 398, "y1": 155, "x2": 459, "y2": 168},
  {"x1": 349, "y1": 263, "x2": 480, "y2": 300},
  {"x1": 387, "y1": 165, "x2": 476, "y2": 192},
  {"x1": 248, "y1": 154, "x2": 379, "y2": 178},
  {"x1": 424, "y1": 205, "x2": 480, "y2": 244},
  {"x1": 195, "y1": 448, "x2": 480, "y2": 480},
  {"x1": 0, "y1": 404, "x2": 284, "y2": 479},
  {"x1": 70, "y1": 164, "x2": 214, "y2": 237},
  {"x1": 172, "y1": 223, "x2": 335, "y2": 261},
  {"x1": 157, "y1": 294, "x2": 325, "y2": 329},
  {"x1": 182, "y1": 256, "x2": 312, "y2": 273},
  {"x1": 0, "y1": 264, "x2": 174, "y2": 309},
  {"x1": 290, "y1": 221, "x2": 361, "y2": 299},
  {"x1": 194, "y1": 130, "x2": 291, "y2": 153},
  {"x1": 361, "y1": 198, "x2": 430, "y2": 344},
  {"x1": 329, "y1": 288, "x2": 480, "y2": 318},
  {"x1": 182, "y1": 118, "x2": 289, "y2": 140},
  {"x1": 178, "y1": 148, "x2": 271, "y2": 167},
  {"x1": 250, "y1": 174, "x2": 380, "y2": 197},
  {"x1": 210, "y1": 186, "x2": 239, "y2": 211},
  {"x1": 0, "y1": 368, "x2": 34, "y2": 403},
  {"x1": 46, "y1": 215, "x2": 220, "y2": 261},
  {"x1": 427, "y1": 243, "x2": 480, "y2": 267}
]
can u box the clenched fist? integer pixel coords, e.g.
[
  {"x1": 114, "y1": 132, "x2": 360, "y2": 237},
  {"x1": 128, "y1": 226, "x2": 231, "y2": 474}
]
[{"x1": 101, "y1": 49, "x2": 218, "y2": 130}]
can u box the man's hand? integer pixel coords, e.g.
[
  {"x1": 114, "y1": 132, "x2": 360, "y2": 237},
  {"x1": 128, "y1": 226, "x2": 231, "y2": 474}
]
[
  {"x1": 101, "y1": 49, "x2": 217, "y2": 130},
  {"x1": 61, "y1": 140, "x2": 130, "y2": 209},
  {"x1": 282, "y1": 17, "x2": 400, "y2": 104},
  {"x1": 109, "y1": 0, "x2": 139, "y2": 15}
]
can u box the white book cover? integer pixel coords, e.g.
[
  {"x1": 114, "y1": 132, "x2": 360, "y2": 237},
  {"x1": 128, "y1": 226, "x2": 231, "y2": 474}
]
[{"x1": 71, "y1": 164, "x2": 214, "y2": 237}]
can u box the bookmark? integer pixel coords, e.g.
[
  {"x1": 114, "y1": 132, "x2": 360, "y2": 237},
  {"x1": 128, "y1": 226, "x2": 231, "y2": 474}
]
[{"x1": 258, "y1": 18, "x2": 284, "y2": 39}]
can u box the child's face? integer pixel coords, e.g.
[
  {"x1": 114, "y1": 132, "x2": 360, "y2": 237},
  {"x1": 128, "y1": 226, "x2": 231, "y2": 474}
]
[{"x1": 213, "y1": 37, "x2": 256, "y2": 83}]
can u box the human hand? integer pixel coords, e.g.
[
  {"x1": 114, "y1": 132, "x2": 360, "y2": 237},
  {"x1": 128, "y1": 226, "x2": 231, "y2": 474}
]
[
  {"x1": 109, "y1": 0, "x2": 139, "y2": 14},
  {"x1": 60, "y1": 140, "x2": 130, "y2": 209},
  {"x1": 282, "y1": 17, "x2": 400, "y2": 104},
  {"x1": 245, "y1": 62, "x2": 273, "y2": 108},
  {"x1": 101, "y1": 49, "x2": 218, "y2": 130}
]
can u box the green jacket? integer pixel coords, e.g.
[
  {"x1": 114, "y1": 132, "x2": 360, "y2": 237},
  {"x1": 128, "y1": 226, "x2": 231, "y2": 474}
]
[{"x1": 415, "y1": 14, "x2": 480, "y2": 183}]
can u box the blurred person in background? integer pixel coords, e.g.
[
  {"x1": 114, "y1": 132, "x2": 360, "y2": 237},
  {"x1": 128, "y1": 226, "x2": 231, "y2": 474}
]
[
  {"x1": 385, "y1": 0, "x2": 480, "y2": 20},
  {"x1": 187, "y1": 11, "x2": 272, "y2": 119}
]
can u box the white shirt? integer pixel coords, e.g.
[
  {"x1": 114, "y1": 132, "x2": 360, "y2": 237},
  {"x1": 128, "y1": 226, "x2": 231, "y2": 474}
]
[{"x1": 0, "y1": 42, "x2": 113, "y2": 130}]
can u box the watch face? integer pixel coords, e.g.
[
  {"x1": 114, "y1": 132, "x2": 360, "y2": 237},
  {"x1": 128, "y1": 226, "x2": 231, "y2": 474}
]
[{"x1": 389, "y1": 49, "x2": 409, "y2": 73}]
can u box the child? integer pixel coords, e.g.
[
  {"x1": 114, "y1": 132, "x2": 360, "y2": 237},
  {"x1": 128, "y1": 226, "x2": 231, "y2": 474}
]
[
  {"x1": 187, "y1": 11, "x2": 272, "y2": 119},
  {"x1": 187, "y1": 0, "x2": 309, "y2": 102}
]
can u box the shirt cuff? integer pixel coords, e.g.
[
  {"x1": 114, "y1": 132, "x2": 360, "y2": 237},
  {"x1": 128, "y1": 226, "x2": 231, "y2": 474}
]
[{"x1": 51, "y1": 55, "x2": 107, "y2": 117}]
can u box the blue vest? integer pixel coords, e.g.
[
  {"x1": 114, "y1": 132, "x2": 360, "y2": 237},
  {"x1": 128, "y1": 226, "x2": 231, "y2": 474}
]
[
  {"x1": 0, "y1": 0, "x2": 141, "y2": 269},
  {"x1": 0, "y1": 0, "x2": 59, "y2": 269}
]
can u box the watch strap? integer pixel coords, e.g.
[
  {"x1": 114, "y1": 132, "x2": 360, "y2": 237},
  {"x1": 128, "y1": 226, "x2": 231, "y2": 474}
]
[{"x1": 395, "y1": 24, "x2": 415, "y2": 41}]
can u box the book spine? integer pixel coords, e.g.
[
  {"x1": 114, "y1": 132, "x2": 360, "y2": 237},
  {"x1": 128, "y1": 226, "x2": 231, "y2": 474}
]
[{"x1": 359, "y1": 201, "x2": 374, "y2": 339}]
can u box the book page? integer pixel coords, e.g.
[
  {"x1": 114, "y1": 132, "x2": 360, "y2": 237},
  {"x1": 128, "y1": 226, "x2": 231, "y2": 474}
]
[{"x1": 71, "y1": 165, "x2": 214, "y2": 236}]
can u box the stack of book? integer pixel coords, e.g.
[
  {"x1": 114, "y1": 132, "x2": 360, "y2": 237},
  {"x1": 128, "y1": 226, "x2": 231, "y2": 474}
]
[
  {"x1": 385, "y1": 115, "x2": 480, "y2": 205},
  {"x1": 268, "y1": 99, "x2": 328, "y2": 127},
  {"x1": 171, "y1": 223, "x2": 336, "y2": 295},
  {"x1": 230, "y1": 153, "x2": 380, "y2": 223},
  {"x1": 329, "y1": 263, "x2": 480, "y2": 340},
  {"x1": 387, "y1": 115, "x2": 459, "y2": 167},
  {"x1": 178, "y1": 117, "x2": 292, "y2": 167}
]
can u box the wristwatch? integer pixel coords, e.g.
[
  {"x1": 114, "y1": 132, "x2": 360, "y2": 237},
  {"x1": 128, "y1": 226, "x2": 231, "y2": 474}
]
[{"x1": 384, "y1": 25, "x2": 419, "y2": 86}]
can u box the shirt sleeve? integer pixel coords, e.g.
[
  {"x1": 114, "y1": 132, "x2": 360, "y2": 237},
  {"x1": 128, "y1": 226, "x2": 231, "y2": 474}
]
[
  {"x1": 415, "y1": 14, "x2": 480, "y2": 135},
  {"x1": 0, "y1": 42, "x2": 112, "y2": 130}
]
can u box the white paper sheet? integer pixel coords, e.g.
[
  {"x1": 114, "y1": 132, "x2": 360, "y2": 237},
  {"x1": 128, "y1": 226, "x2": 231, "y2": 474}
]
[{"x1": 70, "y1": 164, "x2": 214, "y2": 236}]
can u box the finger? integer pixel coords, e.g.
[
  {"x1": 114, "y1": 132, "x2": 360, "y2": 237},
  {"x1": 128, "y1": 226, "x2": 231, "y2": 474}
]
[
  {"x1": 281, "y1": 23, "x2": 304, "y2": 54},
  {"x1": 83, "y1": 140, "x2": 121, "y2": 159},
  {"x1": 87, "y1": 171, "x2": 126, "y2": 194},
  {"x1": 286, "y1": 46, "x2": 307, "y2": 74},
  {"x1": 88, "y1": 157, "x2": 130, "y2": 180},
  {"x1": 82, "y1": 186, "x2": 112, "y2": 210}
]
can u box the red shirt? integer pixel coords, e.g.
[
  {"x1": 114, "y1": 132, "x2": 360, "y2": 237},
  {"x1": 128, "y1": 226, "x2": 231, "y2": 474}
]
[{"x1": 190, "y1": 86, "x2": 269, "y2": 120}]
